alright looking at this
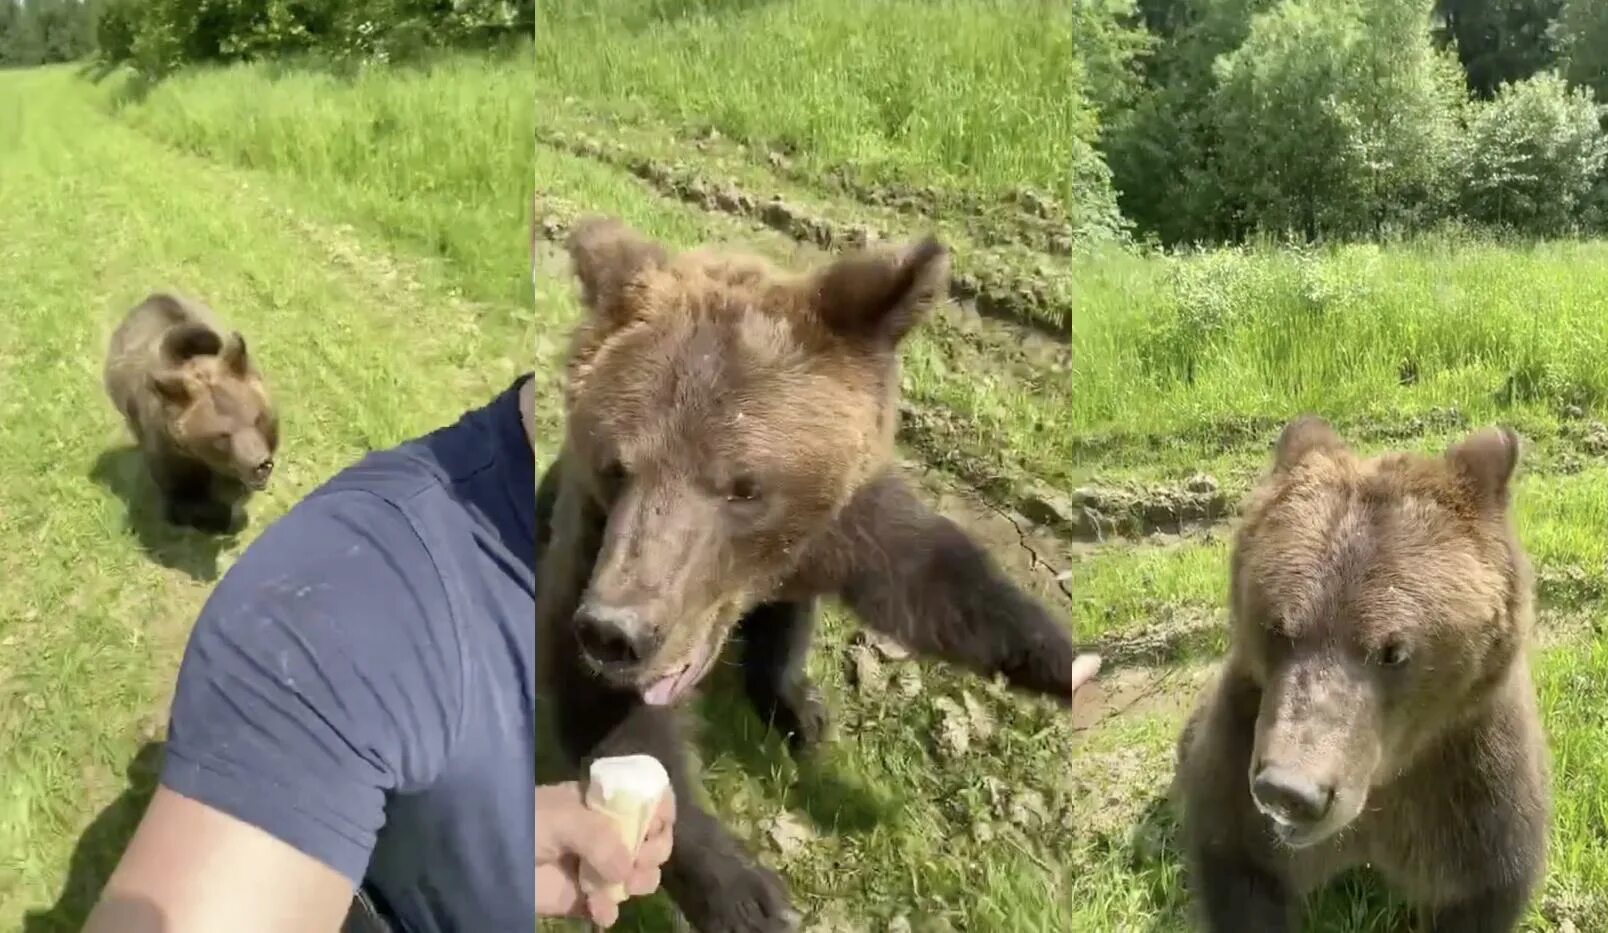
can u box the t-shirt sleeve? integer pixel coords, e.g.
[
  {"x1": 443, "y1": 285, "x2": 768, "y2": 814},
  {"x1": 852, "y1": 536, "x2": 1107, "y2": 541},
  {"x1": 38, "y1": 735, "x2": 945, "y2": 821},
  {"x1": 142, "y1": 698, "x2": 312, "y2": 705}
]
[{"x1": 159, "y1": 491, "x2": 465, "y2": 885}]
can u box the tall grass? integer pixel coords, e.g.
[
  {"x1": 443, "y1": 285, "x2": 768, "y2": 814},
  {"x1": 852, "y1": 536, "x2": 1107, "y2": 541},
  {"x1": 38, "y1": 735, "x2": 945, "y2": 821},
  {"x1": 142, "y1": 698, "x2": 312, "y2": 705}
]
[
  {"x1": 1066, "y1": 235, "x2": 1608, "y2": 433},
  {"x1": 536, "y1": 0, "x2": 1115, "y2": 225},
  {"x1": 105, "y1": 46, "x2": 534, "y2": 310}
]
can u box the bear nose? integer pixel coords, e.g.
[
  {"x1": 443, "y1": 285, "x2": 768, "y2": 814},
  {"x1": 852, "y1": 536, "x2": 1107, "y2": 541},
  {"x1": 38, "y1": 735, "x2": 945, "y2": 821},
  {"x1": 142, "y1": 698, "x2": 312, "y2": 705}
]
[
  {"x1": 248, "y1": 458, "x2": 274, "y2": 488},
  {"x1": 574, "y1": 602, "x2": 660, "y2": 671},
  {"x1": 1251, "y1": 766, "x2": 1334, "y2": 827}
]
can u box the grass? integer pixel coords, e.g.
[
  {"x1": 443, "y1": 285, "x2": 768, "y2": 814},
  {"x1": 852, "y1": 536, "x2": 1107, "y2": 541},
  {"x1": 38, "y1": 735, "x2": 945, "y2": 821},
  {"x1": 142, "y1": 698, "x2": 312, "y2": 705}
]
[
  {"x1": 535, "y1": 0, "x2": 1115, "y2": 229},
  {"x1": 533, "y1": 3, "x2": 1608, "y2": 931},
  {"x1": 0, "y1": 56, "x2": 531, "y2": 930}
]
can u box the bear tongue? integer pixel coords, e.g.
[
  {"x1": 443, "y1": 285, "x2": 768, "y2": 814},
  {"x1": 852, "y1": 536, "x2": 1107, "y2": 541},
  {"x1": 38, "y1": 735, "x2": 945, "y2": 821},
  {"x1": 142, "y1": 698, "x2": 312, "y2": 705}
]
[{"x1": 641, "y1": 640, "x2": 715, "y2": 707}]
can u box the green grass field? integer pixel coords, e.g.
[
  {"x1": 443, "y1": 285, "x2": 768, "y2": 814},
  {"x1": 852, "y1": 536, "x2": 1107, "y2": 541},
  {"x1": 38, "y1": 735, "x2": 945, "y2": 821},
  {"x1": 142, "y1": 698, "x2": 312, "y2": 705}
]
[
  {"x1": 536, "y1": 3, "x2": 1608, "y2": 931},
  {"x1": 0, "y1": 53, "x2": 532, "y2": 930}
]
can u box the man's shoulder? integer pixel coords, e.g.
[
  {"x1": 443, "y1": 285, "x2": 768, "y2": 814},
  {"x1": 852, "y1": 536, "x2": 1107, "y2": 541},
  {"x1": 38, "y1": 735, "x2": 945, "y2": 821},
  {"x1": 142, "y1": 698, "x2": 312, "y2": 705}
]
[{"x1": 200, "y1": 484, "x2": 447, "y2": 641}]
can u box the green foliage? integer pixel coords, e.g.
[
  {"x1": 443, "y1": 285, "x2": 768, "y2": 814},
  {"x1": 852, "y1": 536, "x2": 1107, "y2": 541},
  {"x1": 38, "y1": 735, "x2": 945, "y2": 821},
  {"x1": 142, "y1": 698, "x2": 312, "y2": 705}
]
[
  {"x1": 95, "y1": 0, "x2": 533, "y2": 75},
  {"x1": 1069, "y1": 0, "x2": 1157, "y2": 119},
  {"x1": 1458, "y1": 71, "x2": 1608, "y2": 234},
  {"x1": 1558, "y1": 0, "x2": 1608, "y2": 105},
  {"x1": 1209, "y1": 0, "x2": 1465, "y2": 240},
  {"x1": 1433, "y1": 0, "x2": 1565, "y2": 97},
  {"x1": 1105, "y1": 0, "x2": 1278, "y2": 244},
  {"x1": 0, "y1": 0, "x2": 98, "y2": 68}
]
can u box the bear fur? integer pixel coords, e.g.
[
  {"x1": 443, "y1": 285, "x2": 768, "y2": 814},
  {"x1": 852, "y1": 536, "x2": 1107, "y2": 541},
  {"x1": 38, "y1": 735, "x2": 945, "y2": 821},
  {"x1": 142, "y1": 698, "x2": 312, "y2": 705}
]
[
  {"x1": 104, "y1": 292, "x2": 278, "y2": 535},
  {"x1": 536, "y1": 217, "x2": 1088, "y2": 932},
  {"x1": 1175, "y1": 416, "x2": 1549, "y2": 932}
]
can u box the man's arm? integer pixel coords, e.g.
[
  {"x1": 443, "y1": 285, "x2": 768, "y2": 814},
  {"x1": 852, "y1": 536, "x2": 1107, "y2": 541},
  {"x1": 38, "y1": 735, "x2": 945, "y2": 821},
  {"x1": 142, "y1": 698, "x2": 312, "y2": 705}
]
[
  {"x1": 84, "y1": 787, "x2": 355, "y2": 933},
  {"x1": 84, "y1": 490, "x2": 463, "y2": 931}
]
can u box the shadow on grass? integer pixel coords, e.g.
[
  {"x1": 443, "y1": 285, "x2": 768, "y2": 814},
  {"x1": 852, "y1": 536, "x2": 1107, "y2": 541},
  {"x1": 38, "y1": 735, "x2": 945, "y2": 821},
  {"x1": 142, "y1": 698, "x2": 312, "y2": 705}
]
[
  {"x1": 692, "y1": 659, "x2": 893, "y2": 836},
  {"x1": 75, "y1": 59, "x2": 121, "y2": 85},
  {"x1": 89, "y1": 446, "x2": 227, "y2": 583},
  {"x1": 21, "y1": 742, "x2": 165, "y2": 933}
]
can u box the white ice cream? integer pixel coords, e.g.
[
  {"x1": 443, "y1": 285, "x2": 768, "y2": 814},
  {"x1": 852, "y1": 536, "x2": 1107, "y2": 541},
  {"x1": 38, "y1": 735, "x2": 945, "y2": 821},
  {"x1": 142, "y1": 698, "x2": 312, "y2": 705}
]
[{"x1": 579, "y1": 754, "x2": 672, "y2": 902}]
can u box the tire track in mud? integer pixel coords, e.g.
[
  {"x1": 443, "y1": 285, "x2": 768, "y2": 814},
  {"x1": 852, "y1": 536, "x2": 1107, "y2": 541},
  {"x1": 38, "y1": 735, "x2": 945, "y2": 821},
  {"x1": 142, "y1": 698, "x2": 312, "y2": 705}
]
[
  {"x1": 536, "y1": 135, "x2": 1075, "y2": 340},
  {"x1": 663, "y1": 122, "x2": 1082, "y2": 255}
]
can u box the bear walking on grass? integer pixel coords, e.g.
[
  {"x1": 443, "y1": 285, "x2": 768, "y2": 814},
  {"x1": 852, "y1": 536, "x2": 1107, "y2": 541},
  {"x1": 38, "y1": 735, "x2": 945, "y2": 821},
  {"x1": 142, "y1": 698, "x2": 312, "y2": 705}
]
[
  {"x1": 104, "y1": 292, "x2": 278, "y2": 535},
  {"x1": 1175, "y1": 416, "x2": 1549, "y2": 932},
  {"x1": 537, "y1": 217, "x2": 1096, "y2": 932}
]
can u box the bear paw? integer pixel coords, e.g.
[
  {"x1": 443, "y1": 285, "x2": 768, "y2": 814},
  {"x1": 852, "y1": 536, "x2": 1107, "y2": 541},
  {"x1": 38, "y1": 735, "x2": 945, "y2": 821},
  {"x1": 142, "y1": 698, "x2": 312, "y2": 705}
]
[
  {"x1": 673, "y1": 852, "x2": 799, "y2": 933},
  {"x1": 750, "y1": 679, "x2": 829, "y2": 757}
]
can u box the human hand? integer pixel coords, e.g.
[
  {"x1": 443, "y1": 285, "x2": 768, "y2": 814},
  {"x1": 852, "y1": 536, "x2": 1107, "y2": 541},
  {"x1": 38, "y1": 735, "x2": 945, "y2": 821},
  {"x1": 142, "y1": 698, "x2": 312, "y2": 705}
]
[
  {"x1": 535, "y1": 781, "x2": 676, "y2": 926},
  {"x1": 1070, "y1": 653, "x2": 1101, "y2": 707}
]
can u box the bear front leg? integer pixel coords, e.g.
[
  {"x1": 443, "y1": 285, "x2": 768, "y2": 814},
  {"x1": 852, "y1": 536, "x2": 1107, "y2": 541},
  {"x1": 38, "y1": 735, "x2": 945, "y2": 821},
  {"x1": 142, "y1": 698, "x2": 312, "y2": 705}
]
[
  {"x1": 549, "y1": 651, "x2": 798, "y2": 933},
  {"x1": 1178, "y1": 675, "x2": 1299, "y2": 933},
  {"x1": 820, "y1": 472, "x2": 1080, "y2": 703},
  {"x1": 739, "y1": 600, "x2": 827, "y2": 756},
  {"x1": 165, "y1": 495, "x2": 235, "y2": 535},
  {"x1": 148, "y1": 451, "x2": 233, "y2": 534},
  {"x1": 1187, "y1": 849, "x2": 1297, "y2": 932},
  {"x1": 1419, "y1": 883, "x2": 1533, "y2": 933}
]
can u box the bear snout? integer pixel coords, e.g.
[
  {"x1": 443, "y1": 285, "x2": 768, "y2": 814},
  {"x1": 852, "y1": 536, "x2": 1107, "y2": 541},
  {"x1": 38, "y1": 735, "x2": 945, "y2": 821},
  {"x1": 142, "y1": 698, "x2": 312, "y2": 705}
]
[
  {"x1": 574, "y1": 600, "x2": 663, "y2": 676},
  {"x1": 248, "y1": 457, "x2": 274, "y2": 489},
  {"x1": 1251, "y1": 764, "x2": 1335, "y2": 829}
]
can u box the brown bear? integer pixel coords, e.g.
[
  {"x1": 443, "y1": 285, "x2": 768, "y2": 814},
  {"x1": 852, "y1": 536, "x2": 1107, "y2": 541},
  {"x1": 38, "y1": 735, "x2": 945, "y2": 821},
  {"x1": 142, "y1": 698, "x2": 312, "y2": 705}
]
[
  {"x1": 1174, "y1": 416, "x2": 1549, "y2": 932},
  {"x1": 537, "y1": 217, "x2": 1097, "y2": 932},
  {"x1": 104, "y1": 292, "x2": 279, "y2": 535}
]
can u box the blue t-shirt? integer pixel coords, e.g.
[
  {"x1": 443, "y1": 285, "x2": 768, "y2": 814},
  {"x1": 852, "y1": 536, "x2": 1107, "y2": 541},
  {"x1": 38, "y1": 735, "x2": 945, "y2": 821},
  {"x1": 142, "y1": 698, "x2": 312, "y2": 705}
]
[{"x1": 160, "y1": 377, "x2": 536, "y2": 932}]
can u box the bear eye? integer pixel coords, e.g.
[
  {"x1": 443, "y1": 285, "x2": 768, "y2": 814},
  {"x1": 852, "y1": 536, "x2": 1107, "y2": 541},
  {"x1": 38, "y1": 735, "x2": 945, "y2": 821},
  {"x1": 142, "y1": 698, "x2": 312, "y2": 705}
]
[
  {"x1": 1378, "y1": 641, "x2": 1409, "y2": 667},
  {"x1": 725, "y1": 475, "x2": 760, "y2": 503}
]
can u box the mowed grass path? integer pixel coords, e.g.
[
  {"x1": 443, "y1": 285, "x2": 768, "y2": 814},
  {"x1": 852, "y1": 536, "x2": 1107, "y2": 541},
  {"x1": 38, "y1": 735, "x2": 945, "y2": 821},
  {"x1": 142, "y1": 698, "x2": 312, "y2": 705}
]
[{"x1": 0, "y1": 65, "x2": 530, "y2": 930}]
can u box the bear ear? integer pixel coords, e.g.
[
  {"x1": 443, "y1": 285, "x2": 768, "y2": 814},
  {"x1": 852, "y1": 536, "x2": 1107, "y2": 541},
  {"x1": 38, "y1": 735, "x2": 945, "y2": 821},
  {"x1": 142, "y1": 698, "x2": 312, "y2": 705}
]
[
  {"x1": 159, "y1": 322, "x2": 223, "y2": 364},
  {"x1": 813, "y1": 236, "x2": 949, "y2": 347},
  {"x1": 1272, "y1": 415, "x2": 1346, "y2": 473},
  {"x1": 1446, "y1": 426, "x2": 1521, "y2": 510},
  {"x1": 565, "y1": 215, "x2": 669, "y2": 325},
  {"x1": 149, "y1": 371, "x2": 192, "y2": 405},
  {"x1": 221, "y1": 331, "x2": 250, "y2": 375}
]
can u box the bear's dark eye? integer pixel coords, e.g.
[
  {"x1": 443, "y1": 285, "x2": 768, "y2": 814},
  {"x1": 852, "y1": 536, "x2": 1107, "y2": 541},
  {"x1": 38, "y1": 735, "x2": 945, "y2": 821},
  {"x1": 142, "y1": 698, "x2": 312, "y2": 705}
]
[
  {"x1": 1379, "y1": 641, "x2": 1409, "y2": 667},
  {"x1": 726, "y1": 475, "x2": 760, "y2": 503}
]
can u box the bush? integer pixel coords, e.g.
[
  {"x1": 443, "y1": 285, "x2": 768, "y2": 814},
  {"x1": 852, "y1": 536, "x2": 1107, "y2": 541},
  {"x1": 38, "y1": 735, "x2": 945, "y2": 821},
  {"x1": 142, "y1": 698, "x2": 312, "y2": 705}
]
[
  {"x1": 98, "y1": 0, "x2": 533, "y2": 74},
  {"x1": 1458, "y1": 71, "x2": 1608, "y2": 235},
  {"x1": 1209, "y1": 0, "x2": 1466, "y2": 240}
]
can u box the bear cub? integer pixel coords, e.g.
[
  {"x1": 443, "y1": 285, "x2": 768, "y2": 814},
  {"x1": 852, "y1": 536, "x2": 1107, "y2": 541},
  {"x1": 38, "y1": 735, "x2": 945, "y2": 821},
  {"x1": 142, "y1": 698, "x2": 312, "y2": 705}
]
[
  {"x1": 104, "y1": 292, "x2": 278, "y2": 535},
  {"x1": 539, "y1": 217, "x2": 1094, "y2": 933},
  {"x1": 1175, "y1": 416, "x2": 1549, "y2": 932}
]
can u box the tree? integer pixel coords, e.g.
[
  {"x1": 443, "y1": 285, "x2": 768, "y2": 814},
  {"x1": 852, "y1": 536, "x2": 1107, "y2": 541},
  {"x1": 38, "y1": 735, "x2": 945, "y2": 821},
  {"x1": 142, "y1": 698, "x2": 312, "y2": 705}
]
[
  {"x1": 1210, "y1": 0, "x2": 1466, "y2": 240},
  {"x1": 1, "y1": 0, "x2": 46, "y2": 66},
  {"x1": 33, "y1": 0, "x2": 99, "y2": 62},
  {"x1": 1458, "y1": 71, "x2": 1606, "y2": 233},
  {"x1": 1104, "y1": 0, "x2": 1279, "y2": 244},
  {"x1": 1557, "y1": 0, "x2": 1608, "y2": 104},
  {"x1": 1433, "y1": 0, "x2": 1565, "y2": 97}
]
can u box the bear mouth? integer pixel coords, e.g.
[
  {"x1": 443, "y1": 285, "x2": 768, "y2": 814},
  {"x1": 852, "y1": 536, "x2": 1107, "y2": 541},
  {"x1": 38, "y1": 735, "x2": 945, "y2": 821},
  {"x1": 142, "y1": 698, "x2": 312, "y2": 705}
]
[
  {"x1": 640, "y1": 634, "x2": 720, "y2": 707},
  {"x1": 1268, "y1": 816, "x2": 1327, "y2": 850}
]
